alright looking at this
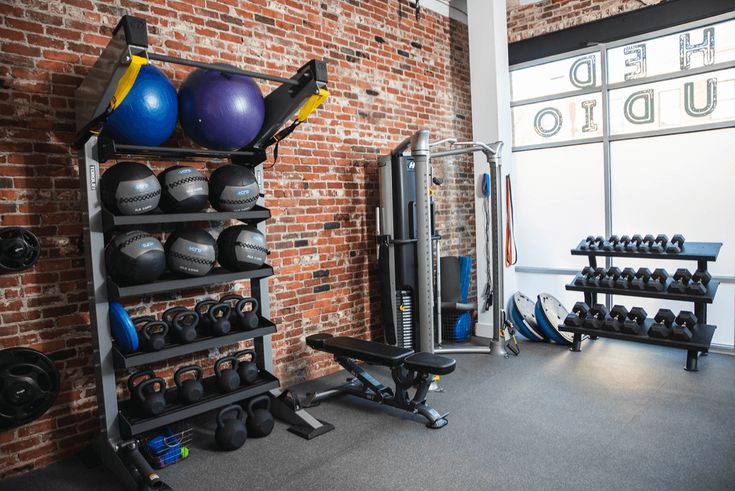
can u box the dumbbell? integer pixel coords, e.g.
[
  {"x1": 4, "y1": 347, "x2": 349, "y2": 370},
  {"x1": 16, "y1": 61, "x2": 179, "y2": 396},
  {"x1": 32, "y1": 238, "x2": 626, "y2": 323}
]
[
  {"x1": 647, "y1": 268, "x2": 669, "y2": 292},
  {"x1": 579, "y1": 236, "x2": 595, "y2": 251},
  {"x1": 617, "y1": 267, "x2": 636, "y2": 289},
  {"x1": 639, "y1": 234, "x2": 656, "y2": 253},
  {"x1": 649, "y1": 309, "x2": 675, "y2": 338},
  {"x1": 625, "y1": 234, "x2": 643, "y2": 252},
  {"x1": 615, "y1": 235, "x2": 631, "y2": 251},
  {"x1": 621, "y1": 307, "x2": 647, "y2": 335},
  {"x1": 665, "y1": 234, "x2": 686, "y2": 253},
  {"x1": 587, "y1": 235, "x2": 606, "y2": 251},
  {"x1": 651, "y1": 234, "x2": 668, "y2": 253},
  {"x1": 671, "y1": 311, "x2": 698, "y2": 341},
  {"x1": 603, "y1": 235, "x2": 619, "y2": 251},
  {"x1": 668, "y1": 268, "x2": 692, "y2": 294},
  {"x1": 631, "y1": 267, "x2": 651, "y2": 290},
  {"x1": 584, "y1": 304, "x2": 609, "y2": 330},
  {"x1": 603, "y1": 267, "x2": 621, "y2": 289},
  {"x1": 604, "y1": 305, "x2": 628, "y2": 332},
  {"x1": 687, "y1": 269, "x2": 712, "y2": 295},
  {"x1": 574, "y1": 267, "x2": 592, "y2": 286},
  {"x1": 564, "y1": 302, "x2": 590, "y2": 327}
]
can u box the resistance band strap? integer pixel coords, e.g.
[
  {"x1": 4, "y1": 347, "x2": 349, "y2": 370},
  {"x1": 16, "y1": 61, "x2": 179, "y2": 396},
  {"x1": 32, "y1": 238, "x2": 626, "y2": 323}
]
[
  {"x1": 505, "y1": 174, "x2": 517, "y2": 267},
  {"x1": 268, "y1": 88, "x2": 330, "y2": 165},
  {"x1": 481, "y1": 173, "x2": 493, "y2": 312},
  {"x1": 111, "y1": 54, "x2": 148, "y2": 109}
]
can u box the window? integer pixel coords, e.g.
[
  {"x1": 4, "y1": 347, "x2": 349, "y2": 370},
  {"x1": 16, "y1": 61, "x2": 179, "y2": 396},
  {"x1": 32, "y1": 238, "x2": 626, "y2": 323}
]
[{"x1": 509, "y1": 13, "x2": 735, "y2": 347}]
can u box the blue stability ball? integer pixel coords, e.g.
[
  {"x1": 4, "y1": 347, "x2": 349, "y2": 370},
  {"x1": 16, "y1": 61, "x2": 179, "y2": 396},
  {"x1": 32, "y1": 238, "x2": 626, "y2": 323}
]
[
  {"x1": 178, "y1": 68, "x2": 266, "y2": 151},
  {"x1": 103, "y1": 64, "x2": 178, "y2": 146}
]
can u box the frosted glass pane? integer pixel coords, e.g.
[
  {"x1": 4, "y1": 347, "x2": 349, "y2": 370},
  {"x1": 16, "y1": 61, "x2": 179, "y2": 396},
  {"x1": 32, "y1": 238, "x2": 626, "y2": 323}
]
[
  {"x1": 607, "y1": 18, "x2": 735, "y2": 84},
  {"x1": 608, "y1": 68, "x2": 735, "y2": 135},
  {"x1": 512, "y1": 93, "x2": 603, "y2": 147},
  {"x1": 514, "y1": 272, "x2": 580, "y2": 310},
  {"x1": 511, "y1": 52, "x2": 601, "y2": 102},
  {"x1": 513, "y1": 144, "x2": 605, "y2": 269},
  {"x1": 610, "y1": 128, "x2": 735, "y2": 278},
  {"x1": 611, "y1": 282, "x2": 734, "y2": 347}
]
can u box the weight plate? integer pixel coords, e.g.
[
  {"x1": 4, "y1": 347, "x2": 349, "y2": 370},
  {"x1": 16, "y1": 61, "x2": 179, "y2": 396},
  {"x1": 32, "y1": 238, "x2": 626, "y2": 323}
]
[
  {"x1": 534, "y1": 293, "x2": 574, "y2": 345},
  {"x1": 0, "y1": 348, "x2": 60, "y2": 430},
  {"x1": 508, "y1": 292, "x2": 545, "y2": 341},
  {"x1": 109, "y1": 302, "x2": 139, "y2": 354},
  {"x1": 0, "y1": 227, "x2": 40, "y2": 273}
]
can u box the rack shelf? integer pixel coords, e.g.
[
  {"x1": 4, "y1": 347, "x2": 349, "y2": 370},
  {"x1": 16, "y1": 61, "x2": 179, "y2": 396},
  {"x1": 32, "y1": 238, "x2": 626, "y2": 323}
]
[
  {"x1": 97, "y1": 137, "x2": 262, "y2": 164},
  {"x1": 112, "y1": 320, "x2": 276, "y2": 369},
  {"x1": 118, "y1": 370, "x2": 280, "y2": 437},
  {"x1": 107, "y1": 265, "x2": 274, "y2": 299},
  {"x1": 565, "y1": 278, "x2": 719, "y2": 304},
  {"x1": 560, "y1": 320, "x2": 716, "y2": 352},
  {"x1": 571, "y1": 241, "x2": 722, "y2": 262},
  {"x1": 102, "y1": 205, "x2": 271, "y2": 231}
]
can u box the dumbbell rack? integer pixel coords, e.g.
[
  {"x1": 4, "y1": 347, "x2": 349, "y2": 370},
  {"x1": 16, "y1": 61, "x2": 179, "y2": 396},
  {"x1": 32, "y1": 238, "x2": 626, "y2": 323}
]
[
  {"x1": 75, "y1": 15, "x2": 332, "y2": 490},
  {"x1": 560, "y1": 240, "x2": 722, "y2": 371}
]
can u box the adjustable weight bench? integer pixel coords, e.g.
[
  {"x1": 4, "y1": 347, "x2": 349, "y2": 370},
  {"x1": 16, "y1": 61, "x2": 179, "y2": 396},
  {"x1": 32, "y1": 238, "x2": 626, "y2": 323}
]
[{"x1": 303, "y1": 333, "x2": 456, "y2": 428}]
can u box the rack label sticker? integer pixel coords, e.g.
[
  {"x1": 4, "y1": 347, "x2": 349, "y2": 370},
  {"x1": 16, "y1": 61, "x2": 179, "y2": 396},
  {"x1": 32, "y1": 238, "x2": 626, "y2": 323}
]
[{"x1": 89, "y1": 165, "x2": 97, "y2": 191}]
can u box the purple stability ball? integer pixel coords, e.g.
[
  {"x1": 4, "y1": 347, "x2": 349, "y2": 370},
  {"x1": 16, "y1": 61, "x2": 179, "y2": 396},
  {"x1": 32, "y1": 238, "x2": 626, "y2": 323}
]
[{"x1": 178, "y1": 68, "x2": 266, "y2": 151}]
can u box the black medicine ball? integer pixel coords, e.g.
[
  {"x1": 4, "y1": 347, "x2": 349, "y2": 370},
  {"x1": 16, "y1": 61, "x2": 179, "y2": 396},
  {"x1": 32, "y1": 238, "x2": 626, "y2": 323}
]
[
  {"x1": 217, "y1": 226, "x2": 268, "y2": 271},
  {"x1": 105, "y1": 230, "x2": 166, "y2": 285},
  {"x1": 209, "y1": 165, "x2": 260, "y2": 212},
  {"x1": 165, "y1": 229, "x2": 217, "y2": 277},
  {"x1": 100, "y1": 162, "x2": 161, "y2": 215},
  {"x1": 158, "y1": 166, "x2": 209, "y2": 213}
]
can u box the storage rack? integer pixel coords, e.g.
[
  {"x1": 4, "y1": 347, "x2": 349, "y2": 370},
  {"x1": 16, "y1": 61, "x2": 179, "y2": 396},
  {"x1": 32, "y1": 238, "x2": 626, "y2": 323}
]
[
  {"x1": 76, "y1": 16, "x2": 332, "y2": 490},
  {"x1": 560, "y1": 239, "x2": 722, "y2": 371}
]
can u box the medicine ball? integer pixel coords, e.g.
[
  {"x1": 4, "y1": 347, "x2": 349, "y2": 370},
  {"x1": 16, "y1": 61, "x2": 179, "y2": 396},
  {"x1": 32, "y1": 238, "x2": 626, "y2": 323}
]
[
  {"x1": 209, "y1": 165, "x2": 260, "y2": 212},
  {"x1": 178, "y1": 68, "x2": 265, "y2": 151},
  {"x1": 105, "y1": 230, "x2": 166, "y2": 285},
  {"x1": 158, "y1": 166, "x2": 209, "y2": 213},
  {"x1": 102, "y1": 64, "x2": 178, "y2": 146},
  {"x1": 217, "y1": 226, "x2": 268, "y2": 271},
  {"x1": 100, "y1": 162, "x2": 161, "y2": 215},
  {"x1": 165, "y1": 229, "x2": 217, "y2": 277}
]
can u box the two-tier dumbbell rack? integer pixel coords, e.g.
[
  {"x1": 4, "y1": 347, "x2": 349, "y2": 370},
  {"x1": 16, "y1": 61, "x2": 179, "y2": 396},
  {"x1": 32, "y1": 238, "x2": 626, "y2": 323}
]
[
  {"x1": 76, "y1": 16, "x2": 332, "y2": 490},
  {"x1": 560, "y1": 239, "x2": 722, "y2": 372}
]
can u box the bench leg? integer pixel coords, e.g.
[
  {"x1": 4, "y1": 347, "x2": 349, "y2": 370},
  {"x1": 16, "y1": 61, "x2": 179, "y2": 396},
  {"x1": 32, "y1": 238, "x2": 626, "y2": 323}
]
[
  {"x1": 415, "y1": 402, "x2": 448, "y2": 429},
  {"x1": 302, "y1": 378, "x2": 363, "y2": 407}
]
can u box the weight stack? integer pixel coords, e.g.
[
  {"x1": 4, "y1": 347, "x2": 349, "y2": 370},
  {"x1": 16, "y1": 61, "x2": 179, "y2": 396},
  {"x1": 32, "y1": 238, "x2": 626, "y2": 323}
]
[{"x1": 396, "y1": 289, "x2": 414, "y2": 350}]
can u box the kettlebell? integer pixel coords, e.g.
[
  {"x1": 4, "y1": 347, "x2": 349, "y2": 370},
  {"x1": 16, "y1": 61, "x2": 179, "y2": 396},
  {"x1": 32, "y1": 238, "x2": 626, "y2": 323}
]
[
  {"x1": 215, "y1": 356, "x2": 240, "y2": 393},
  {"x1": 162, "y1": 306, "x2": 188, "y2": 327},
  {"x1": 174, "y1": 365, "x2": 204, "y2": 404},
  {"x1": 207, "y1": 303, "x2": 232, "y2": 336},
  {"x1": 235, "y1": 297, "x2": 259, "y2": 330},
  {"x1": 215, "y1": 405, "x2": 247, "y2": 451},
  {"x1": 234, "y1": 349, "x2": 259, "y2": 384},
  {"x1": 220, "y1": 294, "x2": 243, "y2": 324},
  {"x1": 140, "y1": 320, "x2": 169, "y2": 352},
  {"x1": 128, "y1": 370, "x2": 166, "y2": 417},
  {"x1": 246, "y1": 395, "x2": 274, "y2": 438},
  {"x1": 195, "y1": 299, "x2": 217, "y2": 332},
  {"x1": 171, "y1": 310, "x2": 199, "y2": 343}
]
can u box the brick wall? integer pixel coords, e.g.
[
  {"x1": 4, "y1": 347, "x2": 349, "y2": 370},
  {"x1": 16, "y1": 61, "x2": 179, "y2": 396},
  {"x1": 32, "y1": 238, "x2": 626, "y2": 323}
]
[
  {"x1": 506, "y1": 0, "x2": 665, "y2": 42},
  {"x1": 0, "y1": 0, "x2": 473, "y2": 478}
]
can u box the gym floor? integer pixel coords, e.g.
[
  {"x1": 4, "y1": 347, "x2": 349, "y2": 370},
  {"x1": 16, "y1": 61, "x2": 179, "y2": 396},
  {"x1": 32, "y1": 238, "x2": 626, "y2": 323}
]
[{"x1": 5, "y1": 339, "x2": 735, "y2": 491}]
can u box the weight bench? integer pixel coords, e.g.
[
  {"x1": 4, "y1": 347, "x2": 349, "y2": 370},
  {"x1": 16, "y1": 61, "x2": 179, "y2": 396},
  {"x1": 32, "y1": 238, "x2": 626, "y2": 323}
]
[{"x1": 303, "y1": 333, "x2": 456, "y2": 429}]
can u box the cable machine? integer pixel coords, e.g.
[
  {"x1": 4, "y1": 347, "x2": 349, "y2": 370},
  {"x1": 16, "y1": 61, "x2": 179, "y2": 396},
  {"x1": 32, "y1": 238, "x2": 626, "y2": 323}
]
[{"x1": 377, "y1": 129, "x2": 507, "y2": 356}]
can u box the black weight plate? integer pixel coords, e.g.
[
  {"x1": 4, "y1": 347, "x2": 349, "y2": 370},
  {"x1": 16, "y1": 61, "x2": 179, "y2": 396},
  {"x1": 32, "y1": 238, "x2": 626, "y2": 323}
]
[
  {"x1": 0, "y1": 348, "x2": 60, "y2": 430},
  {"x1": 535, "y1": 293, "x2": 574, "y2": 345},
  {"x1": 0, "y1": 228, "x2": 40, "y2": 273}
]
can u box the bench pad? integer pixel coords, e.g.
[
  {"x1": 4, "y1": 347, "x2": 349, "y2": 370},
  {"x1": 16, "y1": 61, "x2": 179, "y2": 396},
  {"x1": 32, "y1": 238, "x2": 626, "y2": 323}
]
[
  {"x1": 404, "y1": 352, "x2": 456, "y2": 375},
  {"x1": 307, "y1": 334, "x2": 414, "y2": 367}
]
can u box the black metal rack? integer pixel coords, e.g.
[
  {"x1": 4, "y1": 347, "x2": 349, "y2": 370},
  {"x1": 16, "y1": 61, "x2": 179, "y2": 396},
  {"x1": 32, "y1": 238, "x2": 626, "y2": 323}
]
[
  {"x1": 76, "y1": 14, "x2": 332, "y2": 490},
  {"x1": 561, "y1": 240, "x2": 722, "y2": 371}
]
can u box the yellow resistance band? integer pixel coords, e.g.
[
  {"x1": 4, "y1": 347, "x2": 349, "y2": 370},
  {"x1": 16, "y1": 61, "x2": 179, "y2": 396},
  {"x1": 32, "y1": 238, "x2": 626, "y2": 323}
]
[
  {"x1": 296, "y1": 88, "x2": 329, "y2": 123},
  {"x1": 110, "y1": 55, "x2": 148, "y2": 109}
]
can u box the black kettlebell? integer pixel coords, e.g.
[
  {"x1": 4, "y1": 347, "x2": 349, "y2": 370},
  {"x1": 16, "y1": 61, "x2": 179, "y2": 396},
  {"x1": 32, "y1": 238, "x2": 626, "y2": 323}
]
[
  {"x1": 236, "y1": 297, "x2": 259, "y2": 330},
  {"x1": 220, "y1": 294, "x2": 243, "y2": 324},
  {"x1": 207, "y1": 303, "x2": 232, "y2": 336},
  {"x1": 215, "y1": 405, "x2": 247, "y2": 451},
  {"x1": 171, "y1": 310, "x2": 199, "y2": 343},
  {"x1": 162, "y1": 306, "x2": 187, "y2": 327},
  {"x1": 215, "y1": 356, "x2": 240, "y2": 393},
  {"x1": 195, "y1": 299, "x2": 217, "y2": 332},
  {"x1": 140, "y1": 320, "x2": 169, "y2": 352},
  {"x1": 128, "y1": 370, "x2": 166, "y2": 417},
  {"x1": 246, "y1": 395, "x2": 274, "y2": 438},
  {"x1": 234, "y1": 349, "x2": 259, "y2": 384},
  {"x1": 174, "y1": 365, "x2": 204, "y2": 404}
]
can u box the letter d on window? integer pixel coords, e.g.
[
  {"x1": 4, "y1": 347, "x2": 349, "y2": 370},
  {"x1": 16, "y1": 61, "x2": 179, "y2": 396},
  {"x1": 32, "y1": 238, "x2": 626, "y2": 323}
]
[{"x1": 624, "y1": 89, "x2": 654, "y2": 124}]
